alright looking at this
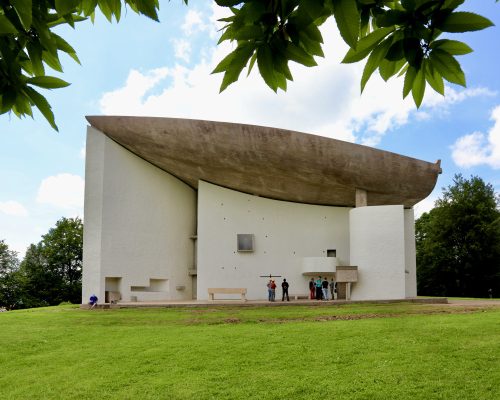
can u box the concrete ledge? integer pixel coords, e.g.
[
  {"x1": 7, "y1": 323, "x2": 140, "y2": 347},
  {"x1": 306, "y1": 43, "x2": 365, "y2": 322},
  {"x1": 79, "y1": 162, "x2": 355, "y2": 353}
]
[{"x1": 79, "y1": 297, "x2": 448, "y2": 309}]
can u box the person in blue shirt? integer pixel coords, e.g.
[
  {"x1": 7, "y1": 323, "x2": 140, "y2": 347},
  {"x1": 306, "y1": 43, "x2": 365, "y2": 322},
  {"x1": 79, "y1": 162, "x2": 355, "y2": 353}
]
[
  {"x1": 315, "y1": 276, "x2": 322, "y2": 300},
  {"x1": 89, "y1": 294, "x2": 98, "y2": 309}
]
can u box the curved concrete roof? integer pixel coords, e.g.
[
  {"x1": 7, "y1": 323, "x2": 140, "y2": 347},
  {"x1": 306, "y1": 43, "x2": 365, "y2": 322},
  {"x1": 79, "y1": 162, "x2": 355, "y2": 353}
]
[{"x1": 86, "y1": 116, "x2": 441, "y2": 207}]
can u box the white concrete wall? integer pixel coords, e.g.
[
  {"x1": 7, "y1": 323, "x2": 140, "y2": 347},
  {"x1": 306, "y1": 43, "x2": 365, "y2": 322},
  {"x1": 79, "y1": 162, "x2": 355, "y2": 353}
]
[
  {"x1": 82, "y1": 128, "x2": 105, "y2": 303},
  {"x1": 404, "y1": 208, "x2": 417, "y2": 297},
  {"x1": 349, "y1": 205, "x2": 406, "y2": 300},
  {"x1": 82, "y1": 127, "x2": 196, "y2": 303},
  {"x1": 197, "y1": 181, "x2": 350, "y2": 300}
]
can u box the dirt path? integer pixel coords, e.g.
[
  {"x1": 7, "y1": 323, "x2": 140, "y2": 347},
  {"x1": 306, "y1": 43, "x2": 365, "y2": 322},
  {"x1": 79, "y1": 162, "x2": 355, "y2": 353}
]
[{"x1": 446, "y1": 299, "x2": 500, "y2": 307}]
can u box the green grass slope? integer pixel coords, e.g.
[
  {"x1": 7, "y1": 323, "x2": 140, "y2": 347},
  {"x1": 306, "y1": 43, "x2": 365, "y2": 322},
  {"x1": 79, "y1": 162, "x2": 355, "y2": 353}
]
[{"x1": 0, "y1": 302, "x2": 498, "y2": 399}]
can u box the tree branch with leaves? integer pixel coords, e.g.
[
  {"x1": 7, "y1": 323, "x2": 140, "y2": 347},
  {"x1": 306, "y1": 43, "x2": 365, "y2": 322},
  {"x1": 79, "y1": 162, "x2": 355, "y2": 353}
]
[
  {"x1": 0, "y1": 0, "x2": 495, "y2": 130},
  {"x1": 213, "y1": 0, "x2": 494, "y2": 107}
]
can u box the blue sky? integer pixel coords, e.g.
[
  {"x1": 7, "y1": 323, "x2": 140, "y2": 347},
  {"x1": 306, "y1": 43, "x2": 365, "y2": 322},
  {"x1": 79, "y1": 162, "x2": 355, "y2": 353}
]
[{"x1": 1, "y1": 1, "x2": 500, "y2": 257}]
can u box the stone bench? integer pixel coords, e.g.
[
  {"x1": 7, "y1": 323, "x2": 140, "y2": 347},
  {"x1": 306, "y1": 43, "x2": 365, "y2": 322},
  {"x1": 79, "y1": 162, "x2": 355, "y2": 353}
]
[
  {"x1": 290, "y1": 294, "x2": 310, "y2": 300},
  {"x1": 208, "y1": 288, "x2": 247, "y2": 301}
]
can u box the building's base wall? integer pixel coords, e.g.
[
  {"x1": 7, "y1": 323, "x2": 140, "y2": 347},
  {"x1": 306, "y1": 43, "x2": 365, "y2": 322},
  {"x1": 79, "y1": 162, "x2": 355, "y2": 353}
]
[
  {"x1": 349, "y1": 205, "x2": 407, "y2": 300},
  {"x1": 196, "y1": 181, "x2": 351, "y2": 300},
  {"x1": 82, "y1": 127, "x2": 196, "y2": 303}
]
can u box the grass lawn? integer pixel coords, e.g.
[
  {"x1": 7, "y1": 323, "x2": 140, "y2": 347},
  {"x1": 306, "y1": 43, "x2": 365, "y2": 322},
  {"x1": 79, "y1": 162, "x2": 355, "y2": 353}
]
[{"x1": 0, "y1": 302, "x2": 499, "y2": 399}]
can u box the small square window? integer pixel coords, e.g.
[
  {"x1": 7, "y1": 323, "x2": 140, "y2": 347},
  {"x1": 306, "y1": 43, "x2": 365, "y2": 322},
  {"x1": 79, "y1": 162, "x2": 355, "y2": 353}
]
[{"x1": 237, "y1": 234, "x2": 254, "y2": 252}]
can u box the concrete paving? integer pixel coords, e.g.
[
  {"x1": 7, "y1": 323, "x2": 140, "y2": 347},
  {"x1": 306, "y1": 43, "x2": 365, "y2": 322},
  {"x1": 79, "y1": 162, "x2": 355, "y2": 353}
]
[{"x1": 83, "y1": 297, "x2": 450, "y2": 309}]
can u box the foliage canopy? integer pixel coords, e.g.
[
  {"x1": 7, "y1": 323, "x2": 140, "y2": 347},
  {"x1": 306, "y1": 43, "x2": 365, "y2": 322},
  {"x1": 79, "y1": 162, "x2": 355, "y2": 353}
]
[
  {"x1": 416, "y1": 174, "x2": 500, "y2": 298},
  {"x1": 0, "y1": 217, "x2": 83, "y2": 309},
  {"x1": 0, "y1": 0, "x2": 495, "y2": 129}
]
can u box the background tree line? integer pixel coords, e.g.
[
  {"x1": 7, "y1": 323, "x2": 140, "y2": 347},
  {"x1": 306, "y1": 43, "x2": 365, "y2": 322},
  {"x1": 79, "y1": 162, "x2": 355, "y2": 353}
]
[
  {"x1": 0, "y1": 217, "x2": 82, "y2": 309},
  {"x1": 416, "y1": 175, "x2": 500, "y2": 298}
]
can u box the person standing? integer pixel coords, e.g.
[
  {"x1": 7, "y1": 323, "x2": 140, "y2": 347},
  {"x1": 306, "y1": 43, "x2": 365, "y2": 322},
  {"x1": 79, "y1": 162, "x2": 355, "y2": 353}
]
[
  {"x1": 316, "y1": 276, "x2": 322, "y2": 300},
  {"x1": 330, "y1": 277, "x2": 336, "y2": 300},
  {"x1": 282, "y1": 278, "x2": 290, "y2": 301},
  {"x1": 309, "y1": 278, "x2": 315, "y2": 300},
  {"x1": 267, "y1": 280, "x2": 273, "y2": 301},
  {"x1": 270, "y1": 280, "x2": 277, "y2": 301},
  {"x1": 322, "y1": 277, "x2": 329, "y2": 300}
]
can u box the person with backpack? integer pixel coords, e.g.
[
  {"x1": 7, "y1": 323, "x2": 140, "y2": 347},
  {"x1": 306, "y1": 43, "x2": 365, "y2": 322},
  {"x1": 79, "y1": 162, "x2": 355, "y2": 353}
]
[{"x1": 281, "y1": 278, "x2": 290, "y2": 301}]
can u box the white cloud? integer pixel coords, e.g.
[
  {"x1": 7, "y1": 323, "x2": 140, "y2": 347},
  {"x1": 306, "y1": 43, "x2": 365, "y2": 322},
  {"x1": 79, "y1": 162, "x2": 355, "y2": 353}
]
[
  {"x1": 0, "y1": 201, "x2": 28, "y2": 217},
  {"x1": 414, "y1": 195, "x2": 438, "y2": 219},
  {"x1": 98, "y1": 6, "x2": 495, "y2": 147},
  {"x1": 99, "y1": 68, "x2": 168, "y2": 114},
  {"x1": 181, "y1": 10, "x2": 209, "y2": 36},
  {"x1": 172, "y1": 38, "x2": 191, "y2": 63},
  {"x1": 451, "y1": 104, "x2": 500, "y2": 169},
  {"x1": 36, "y1": 173, "x2": 85, "y2": 210}
]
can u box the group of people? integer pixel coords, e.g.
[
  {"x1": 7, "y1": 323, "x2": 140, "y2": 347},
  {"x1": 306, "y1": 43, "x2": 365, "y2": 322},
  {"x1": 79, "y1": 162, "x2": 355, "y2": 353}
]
[
  {"x1": 267, "y1": 279, "x2": 290, "y2": 302},
  {"x1": 309, "y1": 277, "x2": 336, "y2": 300},
  {"x1": 266, "y1": 277, "x2": 337, "y2": 302}
]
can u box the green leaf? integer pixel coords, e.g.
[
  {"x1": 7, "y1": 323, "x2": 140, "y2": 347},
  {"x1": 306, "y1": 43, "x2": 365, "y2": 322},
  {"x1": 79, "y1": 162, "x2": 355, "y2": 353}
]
[
  {"x1": 42, "y1": 50, "x2": 63, "y2": 72},
  {"x1": 26, "y1": 42, "x2": 45, "y2": 76},
  {"x1": 342, "y1": 27, "x2": 394, "y2": 63},
  {"x1": 0, "y1": 15, "x2": 18, "y2": 34},
  {"x1": 332, "y1": 0, "x2": 360, "y2": 49},
  {"x1": 429, "y1": 49, "x2": 466, "y2": 86},
  {"x1": 379, "y1": 58, "x2": 405, "y2": 82},
  {"x1": 11, "y1": 0, "x2": 33, "y2": 30},
  {"x1": 13, "y1": 91, "x2": 33, "y2": 117},
  {"x1": 403, "y1": 37, "x2": 423, "y2": 68},
  {"x1": 213, "y1": 43, "x2": 254, "y2": 92},
  {"x1": 55, "y1": 0, "x2": 80, "y2": 16},
  {"x1": 376, "y1": 9, "x2": 407, "y2": 28},
  {"x1": 32, "y1": 20, "x2": 57, "y2": 54},
  {"x1": 53, "y1": 34, "x2": 81, "y2": 64},
  {"x1": 411, "y1": 67, "x2": 425, "y2": 108},
  {"x1": 273, "y1": 51, "x2": 293, "y2": 82},
  {"x1": 403, "y1": 66, "x2": 417, "y2": 99},
  {"x1": 0, "y1": 90, "x2": 17, "y2": 114},
  {"x1": 401, "y1": 0, "x2": 416, "y2": 11},
  {"x1": 257, "y1": 45, "x2": 279, "y2": 92},
  {"x1": 360, "y1": 37, "x2": 392, "y2": 92},
  {"x1": 98, "y1": 0, "x2": 114, "y2": 22},
  {"x1": 27, "y1": 76, "x2": 71, "y2": 89},
  {"x1": 81, "y1": 0, "x2": 99, "y2": 16},
  {"x1": 232, "y1": 25, "x2": 264, "y2": 41},
  {"x1": 127, "y1": 0, "x2": 159, "y2": 22},
  {"x1": 385, "y1": 39, "x2": 404, "y2": 62},
  {"x1": 298, "y1": 30, "x2": 324, "y2": 58},
  {"x1": 423, "y1": 59, "x2": 444, "y2": 95},
  {"x1": 284, "y1": 42, "x2": 317, "y2": 67},
  {"x1": 301, "y1": 23, "x2": 323, "y2": 44},
  {"x1": 439, "y1": 12, "x2": 494, "y2": 33},
  {"x1": 247, "y1": 52, "x2": 257, "y2": 76},
  {"x1": 430, "y1": 39, "x2": 473, "y2": 55},
  {"x1": 24, "y1": 87, "x2": 58, "y2": 131}
]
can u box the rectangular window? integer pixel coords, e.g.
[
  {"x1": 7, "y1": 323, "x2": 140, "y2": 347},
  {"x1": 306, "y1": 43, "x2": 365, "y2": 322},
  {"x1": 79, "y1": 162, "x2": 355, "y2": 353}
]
[{"x1": 237, "y1": 234, "x2": 254, "y2": 252}]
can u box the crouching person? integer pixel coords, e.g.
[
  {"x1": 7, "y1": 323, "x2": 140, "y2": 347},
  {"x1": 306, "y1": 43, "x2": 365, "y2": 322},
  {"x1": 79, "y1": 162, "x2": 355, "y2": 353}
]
[{"x1": 89, "y1": 294, "x2": 98, "y2": 309}]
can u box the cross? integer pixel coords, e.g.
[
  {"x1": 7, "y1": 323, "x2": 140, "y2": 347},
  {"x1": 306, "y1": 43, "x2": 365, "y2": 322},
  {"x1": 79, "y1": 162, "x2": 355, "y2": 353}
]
[{"x1": 259, "y1": 273, "x2": 282, "y2": 279}]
